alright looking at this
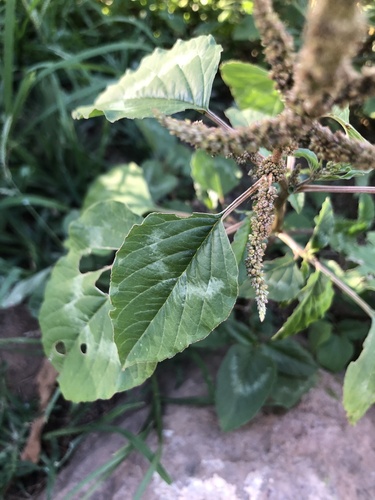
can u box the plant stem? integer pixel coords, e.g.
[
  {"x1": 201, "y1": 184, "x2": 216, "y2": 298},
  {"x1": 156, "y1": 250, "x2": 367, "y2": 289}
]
[
  {"x1": 277, "y1": 231, "x2": 375, "y2": 318},
  {"x1": 221, "y1": 177, "x2": 264, "y2": 221},
  {"x1": 204, "y1": 109, "x2": 234, "y2": 131},
  {"x1": 297, "y1": 184, "x2": 375, "y2": 194}
]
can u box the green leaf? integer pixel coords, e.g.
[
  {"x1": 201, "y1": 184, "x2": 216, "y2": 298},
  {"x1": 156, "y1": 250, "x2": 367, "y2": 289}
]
[
  {"x1": 263, "y1": 254, "x2": 305, "y2": 302},
  {"x1": 327, "y1": 106, "x2": 367, "y2": 142},
  {"x1": 308, "y1": 320, "x2": 332, "y2": 353},
  {"x1": 293, "y1": 148, "x2": 319, "y2": 170},
  {"x1": 318, "y1": 163, "x2": 372, "y2": 180},
  {"x1": 358, "y1": 193, "x2": 375, "y2": 229},
  {"x1": 67, "y1": 201, "x2": 141, "y2": 254},
  {"x1": 231, "y1": 217, "x2": 251, "y2": 265},
  {"x1": 273, "y1": 271, "x2": 334, "y2": 339},
  {"x1": 288, "y1": 192, "x2": 305, "y2": 214},
  {"x1": 261, "y1": 339, "x2": 317, "y2": 378},
  {"x1": 110, "y1": 212, "x2": 238, "y2": 368},
  {"x1": 39, "y1": 202, "x2": 151, "y2": 402},
  {"x1": 220, "y1": 61, "x2": 283, "y2": 115},
  {"x1": 268, "y1": 373, "x2": 316, "y2": 409},
  {"x1": 225, "y1": 107, "x2": 269, "y2": 127},
  {"x1": 72, "y1": 36, "x2": 222, "y2": 121},
  {"x1": 1, "y1": 267, "x2": 50, "y2": 308},
  {"x1": 83, "y1": 163, "x2": 155, "y2": 215},
  {"x1": 190, "y1": 150, "x2": 242, "y2": 209},
  {"x1": 233, "y1": 15, "x2": 260, "y2": 41},
  {"x1": 215, "y1": 345, "x2": 276, "y2": 431},
  {"x1": 40, "y1": 254, "x2": 156, "y2": 402},
  {"x1": 343, "y1": 318, "x2": 375, "y2": 423},
  {"x1": 316, "y1": 334, "x2": 354, "y2": 373},
  {"x1": 308, "y1": 197, "x2": 334, "y2": 252}
]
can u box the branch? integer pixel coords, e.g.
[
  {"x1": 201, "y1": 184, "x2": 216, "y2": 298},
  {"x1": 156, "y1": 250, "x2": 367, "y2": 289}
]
[{"x1": 277, "y1": 231, "x2": 375, "y2": 318}]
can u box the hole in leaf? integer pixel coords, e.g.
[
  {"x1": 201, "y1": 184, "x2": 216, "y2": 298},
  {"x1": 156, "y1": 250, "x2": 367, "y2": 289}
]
[
  {"x1": 79, "y1": 251, "x2": 115, "y2": 274},
  {"x1": 95, "y1": 268, "x2": 111, "y2": 294},
  {"x1": 80, "y1": 343, "x2": 87, "y2": 354},
  {"x1": 55, "y1": 341, "x2": 66, "y2": 355}
]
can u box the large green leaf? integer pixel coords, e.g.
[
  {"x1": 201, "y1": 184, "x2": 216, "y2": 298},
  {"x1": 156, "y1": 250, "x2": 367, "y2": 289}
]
[
  {"x1": 263, "y1": 254, "x2": 305, "y2": 302},
  {"x1": 261, "y1": 339, "x2": 317, "y2": 378},
  {"x1": 39, "y1": 202, "x2": 153, "y2": 402},
  {"x1": 72, "y1": 36, "x2": 222, "y2": 121},
  {"x1": 220, "y1": 61, "x2": 283, "y2": 114},
  {"x1": 83, "y1": 163, "x2": 155, "y2": 215},
  {"x1": 215, "y1": 344, "x2": 276, "y2": 431},
  {"x1": 273, "y1": 271, "x2": 334, "y2": 339},
  {"x1": 344, "y1": 318, "x2": 375, "y2": 423},
  {"x1": 110, "y1": 212, "x2": 238, "y2": 368}
]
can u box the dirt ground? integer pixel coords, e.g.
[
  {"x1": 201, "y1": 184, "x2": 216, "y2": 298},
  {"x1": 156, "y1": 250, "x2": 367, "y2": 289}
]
[{"x1": 48, "y1": 369, "x2": 375, "y2": 500}]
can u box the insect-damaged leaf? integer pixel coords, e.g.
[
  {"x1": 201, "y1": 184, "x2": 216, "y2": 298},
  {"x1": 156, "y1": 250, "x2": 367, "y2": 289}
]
[{"x1": 109, "y1": 212, "x2": 238, "y2": 368}]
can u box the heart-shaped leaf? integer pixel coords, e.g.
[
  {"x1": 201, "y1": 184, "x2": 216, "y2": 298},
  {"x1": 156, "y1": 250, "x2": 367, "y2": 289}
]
[
  {"x1": 109, "y1": 212, "x2": 238, "y2": 368},
  {"x1": 73, "y1": 36, "x2": 222, "y2": 122}
]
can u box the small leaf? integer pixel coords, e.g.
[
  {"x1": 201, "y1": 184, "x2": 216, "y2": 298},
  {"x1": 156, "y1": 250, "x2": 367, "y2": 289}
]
[
  {"x1": 293, "y1": 148, "x2": 319, "y2": 170},
  {"x1": 273, "y1": 271, "x2": 334, "y2": 339},
  {"x1": 220, "y1": 61, "x2": 283, "y2": 115},
  {"x1": 343, "y1": 318, "x2": 375, "y2": 423},
  {"x1": 191, "y1": 150, "x2": 242, "y2": 209},
  {"x1": 288, "y1": 192, "x2": 305, "y2": 214},
  {"x1": 263, "y1": 254, "x2": 305, "y2": 302},
  {"x1": 215, "y1": 345, "x2": 276, "y2": 431},
  {"x1": 73, "y1": 36, "x2": 222, "y2": 121},
  {"x1": 308, "y1": 197, "x2": 335, "y2": 252},
  {"x1": 110, "y1": 212, "x2": 238, "y2": 368},
  {"x1": 327, "y1": 106, "x2": 367, "y2": 142},
  {"x1": 358, "y1": 193, "x2": 375, "y2": 229},
  {"x1": 318, "y1": 163, "x2": 372, "y2": 180},
  {"x1": 83, "y1": 163, "x2": 155, "y2": 215}
]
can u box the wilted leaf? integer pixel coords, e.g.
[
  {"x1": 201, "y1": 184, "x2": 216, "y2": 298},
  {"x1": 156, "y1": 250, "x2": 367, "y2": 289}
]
[
  {"x1": 110, "y1": 212, "x2": 238, "y2": 368},
  {"x1": 73, "y1": 36, "x2": 222, "y2": 121}
]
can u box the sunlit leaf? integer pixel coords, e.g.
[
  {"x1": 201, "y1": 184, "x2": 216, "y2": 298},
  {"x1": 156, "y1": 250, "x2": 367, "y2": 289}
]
[
  {"x1": 73, "y1": 36, "x2": 222, "y2": 121},
  {"x1": 83, "y1": 163, "x2": 155, "y2": 215},
  {"x1": 220, "y1": 61, "x2": 283, "y2": 114},
  {"x1": 110, "y1": 212, "x2": 238, "y2": 368}
]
